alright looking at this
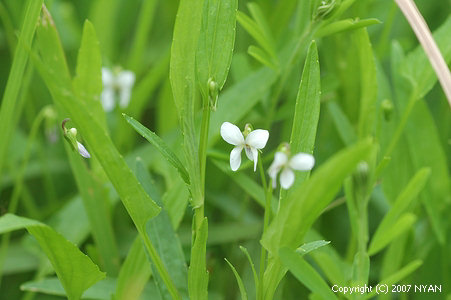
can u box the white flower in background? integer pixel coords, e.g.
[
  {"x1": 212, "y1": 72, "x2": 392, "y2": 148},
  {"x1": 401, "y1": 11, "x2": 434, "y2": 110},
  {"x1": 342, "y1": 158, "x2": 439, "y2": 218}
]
[
  {"x1": 101, "y1": 67, "x2": 136, "y2": 112},
  {"x1": 268, "y1": 148, "x2": 314, "y2": 189},
  {"x1": 220, "y1": 122, "x2": 269, "y2": 172}
]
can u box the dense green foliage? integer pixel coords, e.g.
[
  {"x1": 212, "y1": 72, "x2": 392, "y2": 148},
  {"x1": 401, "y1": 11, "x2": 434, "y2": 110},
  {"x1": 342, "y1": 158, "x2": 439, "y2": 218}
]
[{"x1": 0, "y1": 0, "x2": 450, "y2": 299}]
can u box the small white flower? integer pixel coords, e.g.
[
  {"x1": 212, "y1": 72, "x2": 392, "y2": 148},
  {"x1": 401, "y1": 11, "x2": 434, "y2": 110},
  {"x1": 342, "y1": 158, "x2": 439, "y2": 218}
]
[
  {"x1": 77, "y1": 141, "x2": 91, "y2": 158},
  {"x1": 220, "y1": 122, "x2": 269, "y2": 172},
  {"x1": 101, "y1": 68, "x2": 136, "y2": 112},
  {"x1": 268, "y1": 151, "x2": 315, "y2": 189}
]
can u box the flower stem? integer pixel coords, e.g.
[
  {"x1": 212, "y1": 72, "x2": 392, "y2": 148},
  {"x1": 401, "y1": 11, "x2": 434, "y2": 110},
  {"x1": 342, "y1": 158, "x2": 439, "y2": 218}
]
[
  {"x1": 141, "y1": 229, "x2": 181, "y2": 300},
  {"x1": 257, "y1": 154, "x2": 272, "y2": 300}
]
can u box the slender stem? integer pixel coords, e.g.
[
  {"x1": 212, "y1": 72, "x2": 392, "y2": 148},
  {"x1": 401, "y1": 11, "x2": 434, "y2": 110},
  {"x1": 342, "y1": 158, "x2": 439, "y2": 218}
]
[
  {"x1": 375, "y1": 91, "x2": 416, "y2": 176},
  {"x1": 257, "y1": 154, "x2": 272, "y2": 300},
  {"x1": 142, "y1": 229, "x2": 181, "y2": 300},
  {"x1": 195, "y1": 95, "x2": 211, "y2": 233}
]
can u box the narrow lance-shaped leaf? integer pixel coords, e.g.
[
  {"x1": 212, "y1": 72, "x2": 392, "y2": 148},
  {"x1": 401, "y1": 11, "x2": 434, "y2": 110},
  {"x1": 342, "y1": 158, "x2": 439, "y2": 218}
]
[
  {"x1": 136, "y1": 158, "x2": 189, "y2": 300},
  {"x1": 0, "y1": 214, "x2": 105, "y2": 300},
  {"x1": 196, "y1": 0, "x2": 238, "y2": 102},
  {"x1": 279, "y1": 40, "x2": 320, "y2": 201},
  {"x1": 73, "y1": 20, "x2": 106, "y2": 128},
  {"x1": 170, "y1": 0, "x2": 204, "y2": 208},
  {"x1": 369, "y1": 168, "x2": 430, "y2": 255},
  {"x1": 279, "y1": 247, "x2": 338, "y2": 300},
  {"x1": 225, "y1": 258, "x2": 248, "y2": 300},
  {"x1": 124, "y1": 114, "x2": 190, "y2": 185},
  {"x1": 355, "y1": 27, "x2": 377, "y2": 139},
  {"x1": 0, "y1": 0, "x2": 43, "y2": 175}
]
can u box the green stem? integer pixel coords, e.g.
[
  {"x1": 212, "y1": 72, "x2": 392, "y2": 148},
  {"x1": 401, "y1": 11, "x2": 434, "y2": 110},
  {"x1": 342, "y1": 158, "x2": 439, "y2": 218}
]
[
  {"x1": 375, "y1": 91, "x2": 417, "y2": 176},
  {"x1": 141, "y1": 229, "x2": 181, "y2": 300},
  {"x1": 195, "y1": 95, "x2": 211, "y2": 233},
  {"x1": 257, "y1": 154, "x2": 272, "y2": 300}
]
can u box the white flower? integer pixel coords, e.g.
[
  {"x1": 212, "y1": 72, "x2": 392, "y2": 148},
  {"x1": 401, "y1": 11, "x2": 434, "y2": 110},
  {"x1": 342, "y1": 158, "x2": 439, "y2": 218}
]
[
  {"x1": 220, "y1": 122, "x2": 269, "y2": 172},
  {"x1": 101, "y1": 68, "x2": 136, "y2": 111},
  {"x1": 268, "y1": 151, "x2": 315, "y2": 189},
  {"x1": 77, "y1": 141, "x2": 91, "y2": 158}
]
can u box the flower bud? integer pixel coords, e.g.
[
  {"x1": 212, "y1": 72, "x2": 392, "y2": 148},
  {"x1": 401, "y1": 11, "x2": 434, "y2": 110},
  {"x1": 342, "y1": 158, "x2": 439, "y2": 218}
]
[
  {"x1": 381, "y1": 99, "x2": 394, "y2": 121},
  {"x1": 208, "y1": 78, "x2": 219, "y2": 111}
]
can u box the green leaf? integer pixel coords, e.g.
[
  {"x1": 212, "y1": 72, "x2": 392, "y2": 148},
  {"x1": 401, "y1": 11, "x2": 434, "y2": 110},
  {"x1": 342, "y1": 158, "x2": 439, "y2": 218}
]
[
  {"x1": 136, "y1": 158, "x2": 189, "y2": 300},
  {"x1": 369, "y1": 168, "x2": 430, "y2": 255},
  {"x1": 73, "y1": 20, "x2": 106, "y2": 128},
  {"x1": 65, "y1": 143, "x2": 120, "y2": 276},
  {"x1": 0, "y1": 0, "x2": 43, "y2": 175},
  {"x1": 236, "y1": 9, "x2": 275, "y2": 62},
  {"x1": 123, "y1": 114, "x2": 190, "y2": 185},
  {"x1": 114, "y1": 236, "x2": 151, "y2": 300},
  {"x1": 247, "y1": 45, "x2": 278, "y2": 70},
  {"x1": 225, "y1": 258, "x2": 248, "y2": 300},
  {"x1": 354, "y1": 27, "x2": 377, "y2": 139},
  {"x1": 22, "y1": 277, "x2": 116, "y2": 300},
  {"x1": 188, "y1": 218, "x2": 209, "y2": 300},
  {"x1": 327, "y1": 101, "x2": 357, "y2": 146},
  {"x1": 0, "y1": 214, "x2": 105, "y2": 300},
  {"x1": 289, "y1": 40, "x2": 321, "y2": 177},
  {"x1": 239, "y1": 246, "x2": 258, "y2": 293},
  {"x1": 278, "y1": 40, "x2": 320, "y2": 203},
  {"x1": 296, "y1": 240, "x2": 331, "y2": 256},
  {"x1": 170, "y1": 0, "x2": 204, "y2": 208},
  {"x1": 279, "y1": 247, "x2": 338, "y2": 300},
  {"x1": 196, "y1": 0, "x2": 238, "y2": 97},
  {"x1": 262, "y1": 139, "x2": 374, "y2": 255},
  {"x1": 368, "y1": 213, "x2": 417, "y2": 256},
  {"x1": 401, "y1": 16, "x2": 451, "y2": 99},
  {"x1": 315, "y1": 18, "x2": 381, "y2": 38},
  {"x1": 365, "y1": 260, "x2": 423, "y2": 299},
  {"x1": 22, "y1": 276, "x2": 162, "y2": 300}
]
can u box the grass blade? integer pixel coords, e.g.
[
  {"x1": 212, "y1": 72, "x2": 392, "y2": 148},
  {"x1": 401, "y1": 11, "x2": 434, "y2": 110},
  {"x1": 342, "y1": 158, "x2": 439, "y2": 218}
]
[
  {"x1": 225, "y1": 258, "x2": 248, "y2": 300},
  {"x1": 0, "y1": 0, "x2": 43, "y2": 176}
]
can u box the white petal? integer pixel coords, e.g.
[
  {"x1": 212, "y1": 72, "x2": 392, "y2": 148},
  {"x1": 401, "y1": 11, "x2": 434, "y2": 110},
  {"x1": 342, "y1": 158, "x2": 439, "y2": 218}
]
[
  {"x1": 280, "y1": 167, "x2": 295, "y2": 189},
  {"x1": 119, "y1": 87, "x2": 132, "y2": 108},
  {"x1": 267, "y1": 152, "x2": 288, "y2": 181},
  {"x1": 102, "y1": 68, "x2": 114, "y2": 87},
  {"x1": 251, "y1": 147, "x2": 258, "y2": 171},
  {"x1": 230, "y1": 146, "x2": 243, "y2": 171},
  {"x1": 221, "y1": 122, "x2": 244, "y2": 146},
  {"x1": 117, "y1": 70, "x2": 135, "y2": 89},
  {"x1": 77, "y1": 141, "x2": 91, "y2": 158},
  {"x1": 101, "y1": 88, "x2": 115, "y2": 112},
  {"x1": 244, "y1": 146, "x2": 254, "y2": 161},
  {"x1": 289, "y1": 153, "x2": 315, "y2": 171},
  {"x1": 245, "y1": 129, "x2": 269, "y2": 149}
]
